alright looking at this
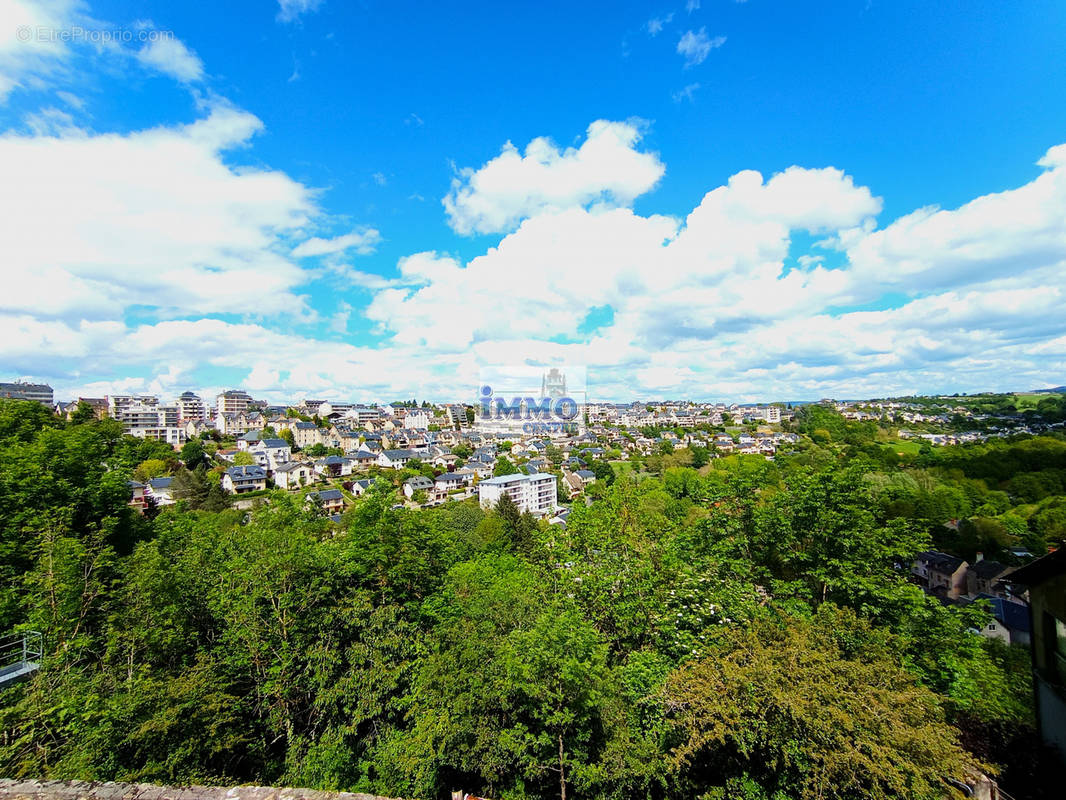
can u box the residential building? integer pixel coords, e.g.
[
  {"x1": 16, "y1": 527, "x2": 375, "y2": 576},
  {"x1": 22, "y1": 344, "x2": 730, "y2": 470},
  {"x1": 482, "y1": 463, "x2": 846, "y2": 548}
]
[
  {"x1": 477, "y1": 472, "x2": 557, "y2": 516},
  {"x1": 146, "y1": 477, "x2": 175, "y2": 507},
  {"x1": 966, "y1": 557, "x2": 1015, "y2": 598},
  {"x1": 314, "y1": 455, "x2": 353, "y2": 479},
  {"x1": 912, "y1": 551, "x2": 969, "y2": 599},
  {"x1": 222, "y1": 465, "x2": 267, "y2": 494},
  {"x1": 378, "y1": 449, "x2": 417, "y2": 469},
  {"x1": 274, "y1": 461, "x2": 314, "y2": 490},
  {"x1": 306, "y1": 488, "x2": 345, "y2": 515},
  {"x1": 176, "y1": 391, "x2": 207, "y2": 423},
  {"x1": 109, "y1": 395, "x2": 185, "y2": 446},
  {"x1": 291, "y1": 421, "x2": 322, "y2": 449},
  {"x1": 974, "y1": 595, "x2": 1031, "y2": 646},
  {"x1": 350, "y1": 478, "x2": 374, "y2": 496},
  {"x1": 217, "y1": 389, "x2": 253, "y2": 416},
  {"x1": 64, "y1": 397, "x2": 108, "y2": 420},
  {"x1": 404, "y1": 410, "x2": 430, "y2": 430},
  {"x1": 236, "y1": 430, "x2": 263, "y2": 451},
  {"x1": 128, "y1": 480, "x2": 146, "y2": 513},
  {"x1": 1008, "y1": 549, "x2": 1066, "y2": 764},
  {"x1": 252, "y1": 438, "x2": 293, "y2": 471},
  {"x1": 434, "y1": 472, "x2": 469, "y2": 493},
  {"x1": 403, "y1": 475, "x2": 435, "y2": 499},
  {"x1": 0, "y1": 381, "x2": 53, "y2": 406},
  {"x1": 347, "y1": 449, "x2": 378, "y2": 469}
]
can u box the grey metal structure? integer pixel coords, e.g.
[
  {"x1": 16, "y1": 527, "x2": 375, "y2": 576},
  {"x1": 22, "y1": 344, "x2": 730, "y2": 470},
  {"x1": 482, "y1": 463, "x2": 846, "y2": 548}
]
[{"x1": 0, "y1": 631, "x2": 42, "y2": 688}]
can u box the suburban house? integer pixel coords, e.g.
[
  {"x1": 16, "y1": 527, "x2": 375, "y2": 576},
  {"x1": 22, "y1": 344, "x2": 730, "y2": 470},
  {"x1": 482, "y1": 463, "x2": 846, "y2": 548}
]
[
  {"x1": 912, "y1": 551, "x2": 970, "y2": 599},
  {"x1": 966, "y1": 557, "x2": 1015, "y2": 597},
  {"x1": 434, "y1": 472, "x2": 469, "y2": 493},
  {"x1": 378, "y1": 449, "x2": 417, "y2": 469},
  {"x1": 403, "y1": 475, "x2": 435, "y2": 499},
  {"x1": 146, "y1": 477, "x2": 175, "y2": 506},
  {"x1": 306, "y1": 488, "x2": 345, "y2": 515},
  {"x1": 251, "y1": 438, "x2": 293, "y2": 471},
  {"x1": 128, "y1": 480, "x2": 146, "y2": 513},
  {"x1": 432, "y1": 452, "x2": 461, "y2": 469},
  {"x1": 1008, "y1": 549, "x2": 1066, "y2": 765},
  {"x1": 314, "y1": 455, "x2": 352, "y2": 479},
  {"x1": 347, "y1": 449, "x2": 378, "y2": 469},
  {"x1": 477, "y1": 472, "x2": 557, "y2": 516},
  {"x1": 222, "y1": 465, "x2": 267, "y2": 494},
  {"x1": 236, "y1": 430, "x2": 263, "y2": 451},
  {"x1": 350, "y1": 478, "x2": 374, "y2": 496},
  {"x1": 292, "y1": 421, "x2": 322, "y2": 449},
  {"x1": 274, "y1": 461, "x2": 314, "y2": 490},
  {"x1": 973, "y1": 595, "x2": 1031, "y2": 646},
  {"x1": 562, "y1": 471, "x2": 584, "y2": 498}
]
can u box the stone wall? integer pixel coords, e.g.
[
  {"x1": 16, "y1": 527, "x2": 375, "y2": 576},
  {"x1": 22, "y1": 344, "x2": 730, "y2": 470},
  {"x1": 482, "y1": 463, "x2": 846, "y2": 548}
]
[{"x1": 0, "y1": 780, "x2": 397, "y2": 800}]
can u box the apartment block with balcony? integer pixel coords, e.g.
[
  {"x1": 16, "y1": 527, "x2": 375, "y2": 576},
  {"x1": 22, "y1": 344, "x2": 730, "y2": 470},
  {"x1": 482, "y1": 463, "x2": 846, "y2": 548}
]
[
  {"x1": 0, "y1": 381, "x2": 53, "y2": 406},
  {"x1": 478, "y1": 472, "x2": 557, "y2": 516}
]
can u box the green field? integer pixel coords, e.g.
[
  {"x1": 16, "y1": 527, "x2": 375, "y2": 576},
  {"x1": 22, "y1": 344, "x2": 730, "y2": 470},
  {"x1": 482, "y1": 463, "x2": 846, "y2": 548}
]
[
  {"x1": 1013, "y1": 392, "x2": 1052, "y2": 410},
  {"x1": 882, "y1": 440, "x2": 923, "y2": 456}
]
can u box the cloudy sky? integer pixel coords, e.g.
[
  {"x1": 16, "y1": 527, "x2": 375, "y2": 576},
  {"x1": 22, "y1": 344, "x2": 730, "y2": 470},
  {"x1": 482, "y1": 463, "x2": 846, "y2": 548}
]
[{"x1": 1, "y1": 0, "x2": 1065, "y2": 404}]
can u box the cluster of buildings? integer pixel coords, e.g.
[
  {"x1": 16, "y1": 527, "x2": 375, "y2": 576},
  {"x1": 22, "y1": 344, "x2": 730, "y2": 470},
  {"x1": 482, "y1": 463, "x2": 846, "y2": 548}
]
[{"x1": 911, "y1": 551, "x2": 1031, "y2": 645}]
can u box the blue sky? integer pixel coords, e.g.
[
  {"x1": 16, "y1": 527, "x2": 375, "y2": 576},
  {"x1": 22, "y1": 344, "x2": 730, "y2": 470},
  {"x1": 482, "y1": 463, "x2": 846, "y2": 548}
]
[{"x1": 1, "y1": 0, "x2": 1065, "y2": 403}]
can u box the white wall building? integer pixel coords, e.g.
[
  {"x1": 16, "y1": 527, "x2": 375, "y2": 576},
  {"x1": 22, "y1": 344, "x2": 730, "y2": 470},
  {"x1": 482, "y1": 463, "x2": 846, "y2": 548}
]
[
  {"x1": 478, "y1": 472, "x2": 557, "y2": 516},
  {"x1": 176, "y1": 391, "x2": 207, "y2": 422},
  {"x1": 109, "y1": 395, "x2": 185, "y2": 446}
]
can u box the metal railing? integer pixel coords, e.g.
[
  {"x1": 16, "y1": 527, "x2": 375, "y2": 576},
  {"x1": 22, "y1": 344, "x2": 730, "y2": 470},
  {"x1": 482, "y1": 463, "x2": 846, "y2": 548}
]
[{"x1": 0, "y1": 631, "x2": 43, "y2": 684}]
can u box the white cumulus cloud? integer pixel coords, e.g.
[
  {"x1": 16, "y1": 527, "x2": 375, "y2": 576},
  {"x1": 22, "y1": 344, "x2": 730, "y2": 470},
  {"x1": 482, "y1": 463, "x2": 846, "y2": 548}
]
[{"x1": 443, "y1": 119, "x2": 665, "y2": 235}]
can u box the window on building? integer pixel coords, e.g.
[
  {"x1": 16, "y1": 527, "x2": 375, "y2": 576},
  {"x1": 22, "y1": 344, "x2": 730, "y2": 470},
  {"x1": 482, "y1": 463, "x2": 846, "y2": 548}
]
[{"x1": 1043, "y1": 612, "x2": 1066, "y2": 686}]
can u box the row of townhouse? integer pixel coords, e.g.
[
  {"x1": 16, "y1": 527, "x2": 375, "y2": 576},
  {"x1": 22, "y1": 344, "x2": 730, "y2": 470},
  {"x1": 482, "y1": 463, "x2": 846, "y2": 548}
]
[{"x1": 911, "y1": 551, "x2": 1030, "y2": 645}]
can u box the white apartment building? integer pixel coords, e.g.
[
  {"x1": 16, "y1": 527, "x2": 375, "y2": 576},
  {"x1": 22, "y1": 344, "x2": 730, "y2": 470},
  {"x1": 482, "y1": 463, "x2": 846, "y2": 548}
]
[
  {"x1": 344, "y1": 405, "x2": 385, "y2": 425},
  {"x1": 404, "y1": 410, "x2": 430, "y2": 430},
  {"x1": 216, "y1": 389, "x2": 253, "y2": 416},
  {"x1": 177, "y1": 391, "x2": 207, "y2": 422},
  {"x1": 477, "y1": 472, "x2": 558, "y2": 516},
  {"x1": 108, "y1": 395, "x2": 186, "y2": 446}
]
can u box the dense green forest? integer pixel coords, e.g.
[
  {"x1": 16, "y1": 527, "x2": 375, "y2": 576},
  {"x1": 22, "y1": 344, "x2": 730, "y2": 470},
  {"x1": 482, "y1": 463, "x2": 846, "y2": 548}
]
[{"x1": 0, "y1": 399, "x2": 1062, "y2": 799}]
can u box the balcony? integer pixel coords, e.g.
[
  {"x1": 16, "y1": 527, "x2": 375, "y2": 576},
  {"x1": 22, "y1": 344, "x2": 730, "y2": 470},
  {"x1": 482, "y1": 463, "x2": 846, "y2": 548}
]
[{"x1": 0, "y1": 631, "x2": 42, "y2": 689}]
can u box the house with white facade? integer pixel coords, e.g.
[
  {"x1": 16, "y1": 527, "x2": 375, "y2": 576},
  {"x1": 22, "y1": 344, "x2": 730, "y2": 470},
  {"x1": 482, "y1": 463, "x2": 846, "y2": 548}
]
[
  {"x1": 222, "y1": 465, "x2": 267, "y2": 494},
  {"x1": 274, "y1": 461, "x2": 314, "y2": 490},
  {"x1": 378, "y1": 449, "x2": 417, "y2": 469},
  {"x1": 251, "y1": 438, "x2": 293, "y2": 471}
]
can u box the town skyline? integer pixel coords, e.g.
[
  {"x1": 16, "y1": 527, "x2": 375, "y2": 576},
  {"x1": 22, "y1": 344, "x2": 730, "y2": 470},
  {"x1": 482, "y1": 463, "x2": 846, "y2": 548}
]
[{"x1": 3, "y1": 1, "x2": 1066, "y2": 402}]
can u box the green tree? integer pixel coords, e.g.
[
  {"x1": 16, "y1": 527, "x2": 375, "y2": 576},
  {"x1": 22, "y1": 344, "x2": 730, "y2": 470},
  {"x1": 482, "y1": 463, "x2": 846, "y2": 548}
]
[
  {"x1": 180, "y1": 438, "x2": 208, "y2": 470},
  {"x1": 665, "y1": 610, "x2": 978, "y2": 800}
]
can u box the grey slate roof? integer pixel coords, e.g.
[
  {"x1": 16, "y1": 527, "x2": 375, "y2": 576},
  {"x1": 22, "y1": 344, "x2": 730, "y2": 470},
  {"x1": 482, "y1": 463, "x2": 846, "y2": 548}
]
[{"x1": 226, "y1": 465, "x2": 266, "y2": 480}]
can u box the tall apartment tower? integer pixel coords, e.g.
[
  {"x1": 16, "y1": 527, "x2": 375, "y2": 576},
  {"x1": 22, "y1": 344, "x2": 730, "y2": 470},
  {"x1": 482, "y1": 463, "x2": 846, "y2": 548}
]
[
  {"x1": 541, "y1": 368, "x2": 567, "y2": 399},
  {"x1": 216, "y1": 389, "x2": 253, "y2": 416},
  {"x1": 177, "y1": 391, "x2": 207, "y2": 422}
]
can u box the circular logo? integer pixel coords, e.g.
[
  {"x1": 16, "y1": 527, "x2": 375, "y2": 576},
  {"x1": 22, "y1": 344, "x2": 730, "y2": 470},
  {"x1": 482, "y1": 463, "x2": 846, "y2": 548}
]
[{"x1": 16, "y1": 26, "x2": 32, "y2": 42}]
